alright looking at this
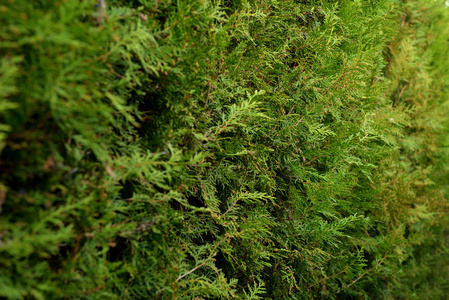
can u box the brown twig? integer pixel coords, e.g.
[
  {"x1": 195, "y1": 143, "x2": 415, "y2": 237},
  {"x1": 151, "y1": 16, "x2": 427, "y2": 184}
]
[
  {"x1": 308, "y1": 265, "x2": 352, "y2": 290},
  {"x1": 335, "y1": 250, "x2": 390, "y2": 294},
  {"x1": 94, "y1": 0, "x2": 107, "y2": 24},
  {"x1": 303, "y1": 155, "x2": 326, "y2": 166}
]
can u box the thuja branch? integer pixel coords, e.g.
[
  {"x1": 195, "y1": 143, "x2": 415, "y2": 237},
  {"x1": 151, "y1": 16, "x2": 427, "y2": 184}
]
[{"x1": 335, "y1": 250, "x2": 390, "y2": 295}]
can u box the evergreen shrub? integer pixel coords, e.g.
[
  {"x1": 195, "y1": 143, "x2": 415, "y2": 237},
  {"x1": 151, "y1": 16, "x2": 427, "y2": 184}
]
[{"x1": 1, "y1": 0, "x2": 449, "y2": 299}]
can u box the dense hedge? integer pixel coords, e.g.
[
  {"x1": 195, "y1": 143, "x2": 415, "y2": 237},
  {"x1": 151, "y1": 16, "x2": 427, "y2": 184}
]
[{"x1": 1, "y1": 0, "x2": 449, "y2": 299}]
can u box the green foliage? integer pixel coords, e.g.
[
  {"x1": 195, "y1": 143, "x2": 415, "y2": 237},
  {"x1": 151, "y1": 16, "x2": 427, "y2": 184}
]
[{"x1": 1, "y1": 0, "x2": 449, "y2": 299}]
